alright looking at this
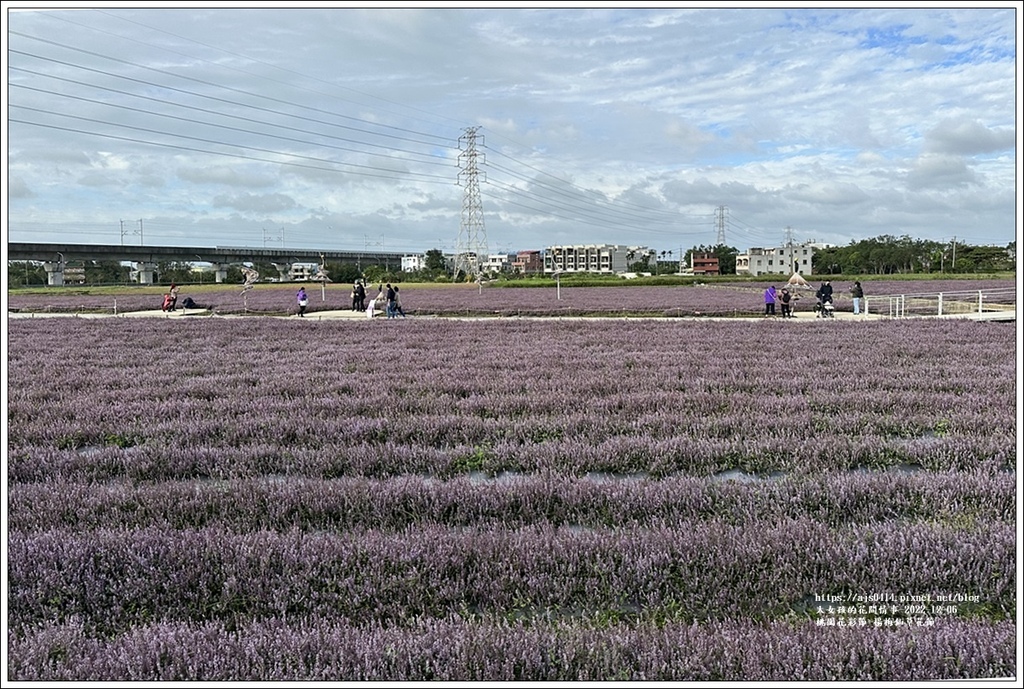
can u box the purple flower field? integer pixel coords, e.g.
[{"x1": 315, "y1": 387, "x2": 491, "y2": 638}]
[
  {"x1": 6, "y1": 317, "x2": 1017, "y2": 681},
  {"x1": 7, "y1": 277, "x2": 1015, "y2": 317}
]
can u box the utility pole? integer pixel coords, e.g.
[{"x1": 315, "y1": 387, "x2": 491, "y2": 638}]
[
  {"x1": 715, "y1": 205, "x2": 728, "y2": 246},
  {"x1": 454, "y1": 126, "x2": 489, "y2": 280},
  {"x1": 262, "y1": 227, "x2": 285, "y2": 249},
  {"x1": 120, "y1": 219, "x2": 142, "y2": 245},
  {"x1": 951, "y1": 236, "x2": 957, "y2": 270}
]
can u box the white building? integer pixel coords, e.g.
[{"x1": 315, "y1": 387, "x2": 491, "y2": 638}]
[
  {"x1": 402, "y1": 254, "x2": 426, "y2": 272},
  {"x1": 287, "y1": 263, "x2": 317, "y2": 281},
  {"x1": 544, "y1": 244, "x2": 648, "y2": 274},
  {"x1": 481, "y1": 253, "x2": 515, "y2": 274},
  {"x1": 736, "y1": 242, "x2": 819, "y2": 277}
]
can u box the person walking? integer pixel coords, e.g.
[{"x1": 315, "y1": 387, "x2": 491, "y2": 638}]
[
  {"x1": 355, "y1": 280, "x2": 366, "y2": 311},
  {"x1": 385, "y1": 283, "x2": 397, "y2": 318},
  {"x1": 764, "y1": 285, "x2": 777, "y2": 317},
  {"x1": 393, "y1": 286, "x2": 407, "y2": 317},
  {"x1": 297, "y1": 287, "x2": 309, "y2": 317},
  {"x1": 351, "y1": 282, "x2": 360, "y2": 311},
  {"x1": 850, "y1": 281, "x2": 864, "y2": 315}
]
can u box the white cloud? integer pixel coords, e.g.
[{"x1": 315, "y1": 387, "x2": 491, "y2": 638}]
[
  {"x1": 905, "y1": 153, "x2": 977, "y2": 190},
  {"x1": 924, "y1": 118, "x2": 1016, "y2": 156},
  {"x1": 212, "y1": 192, "x2": 298, "y2": 214},
  {"x1": 177, "y1": 166, "x2": 277, "y2": 188},
  {"x1": 8, "y1": 177, "x2": 34, "y2": 199},
  {"x1": 4, "y1": 6, "x2": 1017, "y2": 251}
]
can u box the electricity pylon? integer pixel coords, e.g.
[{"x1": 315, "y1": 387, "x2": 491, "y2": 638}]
[
  {"x1": 453, "y1": 127, "x2": 489, "y2": 280},
  {"x1": 715, "y1": 205, "x2": 728, "y2": 246}
]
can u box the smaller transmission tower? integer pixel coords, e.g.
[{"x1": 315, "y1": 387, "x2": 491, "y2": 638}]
[
  {"x1": 714, "y1": 205, "x2": 728, "y2": 246},
  {"x1": 453, "y1": 127, "x2": 489, "y2": 280}
]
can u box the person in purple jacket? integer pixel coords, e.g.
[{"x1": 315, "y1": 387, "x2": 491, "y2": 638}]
[{"x1": 764, "y1": 285, "x2": 777, "y2": 317}]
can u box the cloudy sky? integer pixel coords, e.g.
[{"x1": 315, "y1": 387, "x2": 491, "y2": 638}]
[{"x1": 5, "y1": 3, "x2": 1020, "y2": 258}]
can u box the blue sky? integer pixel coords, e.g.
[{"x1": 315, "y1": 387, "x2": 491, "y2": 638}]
[{"x1": 4, "y1": 3, "x2": 1020, "y2": 257}]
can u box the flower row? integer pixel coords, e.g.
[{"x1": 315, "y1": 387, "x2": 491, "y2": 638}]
[
  {"x1": 8, "y1": 469, "x2": 1013, "y2": 532},
  {"x1": 9, "y1": 521, "x2": 1014, "y2": 636},
  {"x1": 7, "y1": 617, "x2": 1015, "y2": 682}
]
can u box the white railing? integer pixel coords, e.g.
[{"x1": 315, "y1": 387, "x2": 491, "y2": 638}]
[{"x1": 872, "y1": 288, "x2": 1016, "y2": 319}]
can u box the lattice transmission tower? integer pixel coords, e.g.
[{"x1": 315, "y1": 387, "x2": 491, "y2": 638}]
[
  {"x1": 453, "y1": 127, "x2": 489, "y2": 280},
  {"x1": 714, "y1": 205, "x2": 728, "y2": 246}
]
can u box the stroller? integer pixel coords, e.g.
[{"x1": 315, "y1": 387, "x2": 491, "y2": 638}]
[{"x1": 814, "y1": 298, "x2": 835, "y2": 319}]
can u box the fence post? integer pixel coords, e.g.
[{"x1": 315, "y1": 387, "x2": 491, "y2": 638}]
[
  {"x1": 937, "y1": 293, "x2": 943, "y2": 317},
  {"x1": 978, "y1": 290, "x2": 983, "y2": 314}
]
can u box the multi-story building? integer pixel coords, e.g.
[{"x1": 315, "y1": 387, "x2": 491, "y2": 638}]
[
  {"x1": 691, "y1": 253, "x2": 720, "y2": 276},
  {"x1": 402, "y1": 255, "x2": 426, "y2": 272},
  {"x1": 544, "y1": 244, "x2": 649, "y2": 274},
  {"x1": 511, "y1": 250, "x2": 544, "y2": 274},
  {"x1": 736, "y1": 242, "x2": 817, "y2": 277},
  {"x1": 481, "y1": 253, "x2": 516, "y2": 274}
]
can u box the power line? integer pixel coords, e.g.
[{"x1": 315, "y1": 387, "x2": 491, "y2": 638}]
[
  {"x1": 8, "y1": 18, "x2": 790, "y2": 252},
  {"x1": 9, "y1": 33, "x2": 454, "y2": 146},
  {"x1": 11, "y1": 80, "x2": 455, "y2": 168},
  {"x1": 10, "y1": 118, "x2": 455, "y2": 184}
]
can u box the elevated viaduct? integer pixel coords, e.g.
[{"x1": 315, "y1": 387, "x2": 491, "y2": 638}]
[{"x1": 7, "y1": 242, "x2": 407, "y2": 285}]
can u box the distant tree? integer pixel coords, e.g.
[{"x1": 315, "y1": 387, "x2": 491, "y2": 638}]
[
  {"x1": 157, "y1": 261, "x2": 197, "y2": 285},
  {"x1": 322, "y1": 261, "x2": 362, "y2": 284},
  {"x1": 362, "y1": 264, "x2": 403, "y2": 285},
  {"x1": 424, "y1": 248, "x2": 447, "y2": 273},
  {"x1": 953, "y1": 244, "x2": 1015, "y2": 272},
  {"x1": 811, "y1": 235, "x2": 1010, "y2": 275},
  {"x1": 7, "y1": 261, "x2": 46, "y2": 287},
  {"x1": 85, "y1": 260, "x2": 131, "y2": 285}
]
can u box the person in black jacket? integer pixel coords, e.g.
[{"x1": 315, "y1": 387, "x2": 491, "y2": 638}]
[
  {"x1": 356, "y1": 281, "x2": 366, "y2": 311},
  {"x1": 385, "y1": 283, "x2": 397, "y2": 318},
  {"x1": 815, "y1": 281, "x2": 834, "y2": 318},
  {"x1": 850, "y1": 281, "x2": 864, "y2": 315},
  {"x1": 780, "y1": 288, "x2": 793, "y2": 318},
  {"x1": 816, "y1": 281, "x2": 833, "y2": 303}
]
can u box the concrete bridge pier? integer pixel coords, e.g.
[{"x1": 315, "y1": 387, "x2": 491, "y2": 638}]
[
  {"x1": 136, "y1": 262, "x2": 158, "y2": 285},
  {"x1": 272, "y1": 262, "x2": 292, "y2": 282},
  {"x1": 42, "y1": 262, "x2": 65, "y2": 286},
  {"x1": 214, "y1": 263, "x2": 230, "y2": 283}
]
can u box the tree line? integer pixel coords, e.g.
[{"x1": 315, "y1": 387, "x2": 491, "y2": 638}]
[{"x1": 811, "y1": 235, "x2": 1014, "y2": 275}]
